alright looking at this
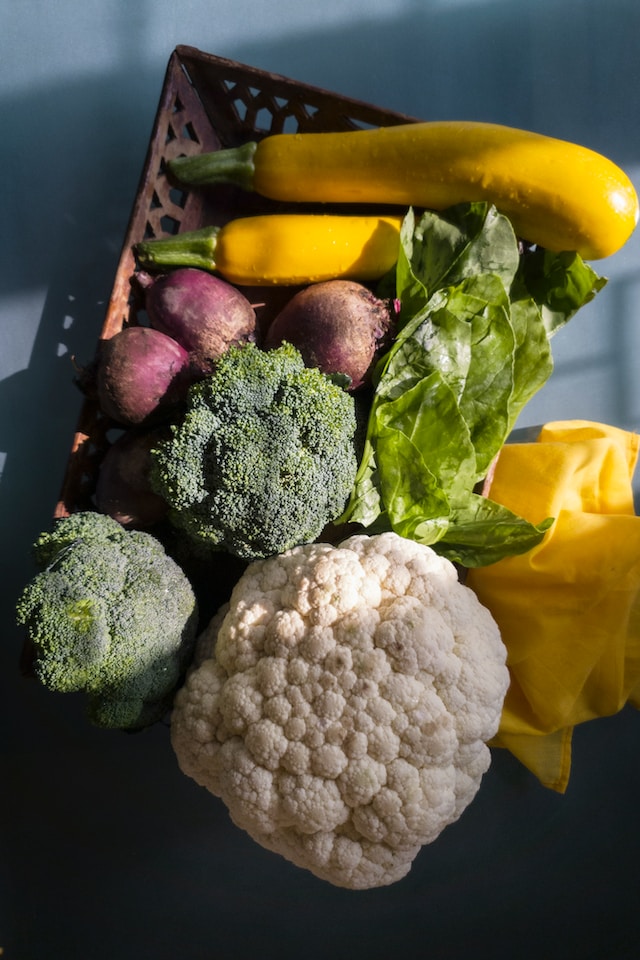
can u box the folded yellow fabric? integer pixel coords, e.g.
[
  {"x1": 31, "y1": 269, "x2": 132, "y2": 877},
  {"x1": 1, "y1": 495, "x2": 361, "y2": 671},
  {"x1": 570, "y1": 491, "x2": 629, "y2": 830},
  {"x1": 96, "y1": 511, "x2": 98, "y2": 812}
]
[{"x1": 466, "y1": 420, "x2": 640, "y2": 792}]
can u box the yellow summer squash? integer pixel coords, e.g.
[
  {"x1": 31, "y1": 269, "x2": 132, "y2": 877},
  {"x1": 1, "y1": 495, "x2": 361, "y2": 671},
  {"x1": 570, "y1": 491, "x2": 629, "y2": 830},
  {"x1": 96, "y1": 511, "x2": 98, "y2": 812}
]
[
  {"x1": 134, "y1": 214, "x2": 403, "y2": 286},
  {"x1": 168, "y1": 122, "x2": 639, "y2": 260}
]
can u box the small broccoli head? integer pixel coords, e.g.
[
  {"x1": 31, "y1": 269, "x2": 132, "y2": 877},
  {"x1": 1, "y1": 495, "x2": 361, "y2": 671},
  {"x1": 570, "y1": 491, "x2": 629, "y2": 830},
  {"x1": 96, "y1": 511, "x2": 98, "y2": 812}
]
[
  {"x1": 16, "y1": 512, "x2": 199, "y2": 730},
  {"x1": 150, "y1": 342, "x2": 358, "y2": 560},
  {"x1": 31, "y1": 510, "x2": 128, "y2": 567}
]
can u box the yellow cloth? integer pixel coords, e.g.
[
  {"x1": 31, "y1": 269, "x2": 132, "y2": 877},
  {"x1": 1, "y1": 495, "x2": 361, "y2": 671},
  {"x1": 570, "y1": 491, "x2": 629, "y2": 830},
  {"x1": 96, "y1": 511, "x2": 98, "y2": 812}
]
[{"x1": 466, "y1": 420, "x2": 640, "y2": 793}]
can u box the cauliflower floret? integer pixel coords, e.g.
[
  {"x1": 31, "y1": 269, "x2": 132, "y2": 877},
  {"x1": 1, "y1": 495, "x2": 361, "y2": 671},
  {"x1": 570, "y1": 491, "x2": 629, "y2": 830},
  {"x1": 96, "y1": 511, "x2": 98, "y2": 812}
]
[{"x1": 171, "y1": 531, "x2": 508, "y2": 889}]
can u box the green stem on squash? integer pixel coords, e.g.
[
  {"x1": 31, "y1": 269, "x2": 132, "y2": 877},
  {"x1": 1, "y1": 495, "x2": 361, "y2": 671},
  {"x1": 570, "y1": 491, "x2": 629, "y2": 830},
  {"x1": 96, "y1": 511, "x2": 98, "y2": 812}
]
[
  {"x1": 134, "y1": 227, "x2": 222, "y2": 272},
  {"x1": 168, "y1": 141, "x2": 258, "y2": 190}
]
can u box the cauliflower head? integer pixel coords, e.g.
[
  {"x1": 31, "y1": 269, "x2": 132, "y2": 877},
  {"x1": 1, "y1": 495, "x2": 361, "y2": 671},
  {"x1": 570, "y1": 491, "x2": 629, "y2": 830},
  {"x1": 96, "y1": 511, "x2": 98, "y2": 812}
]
[{"x1": 171, "y1": 531, "x2": 508, "y2": 889}]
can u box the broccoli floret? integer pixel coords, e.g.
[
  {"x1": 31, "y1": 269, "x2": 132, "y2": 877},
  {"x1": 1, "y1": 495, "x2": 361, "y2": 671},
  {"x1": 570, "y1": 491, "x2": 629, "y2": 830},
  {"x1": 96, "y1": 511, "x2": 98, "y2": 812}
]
[
  {"x1": 150, "y1": 342, "x2": 358, "y2": 560},
  {"x1": 16, "y1": 512, "x2": 198, "y2": 730}
]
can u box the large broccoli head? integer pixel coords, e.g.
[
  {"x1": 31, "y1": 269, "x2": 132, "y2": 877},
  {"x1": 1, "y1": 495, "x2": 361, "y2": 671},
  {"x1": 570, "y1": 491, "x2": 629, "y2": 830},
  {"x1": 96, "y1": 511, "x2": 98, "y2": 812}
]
[
  {"x1": 16, "y1": 511, "x2": 198, "y2": 730},
  {"x1": 150, "y1": 342, "x2": 358, "y2": 561}
]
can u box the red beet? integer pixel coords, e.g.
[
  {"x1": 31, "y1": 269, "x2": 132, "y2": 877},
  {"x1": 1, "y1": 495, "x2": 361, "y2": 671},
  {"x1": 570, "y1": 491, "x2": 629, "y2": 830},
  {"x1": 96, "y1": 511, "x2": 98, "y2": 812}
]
[
  {"x1": 95, "y1": 425, "x2": 169, "y2": 528},
  {"x1": 96, "y1": 326, "x2": 194, "y2": 425},
  {"x1": 263, "y1": 280, "x2": 396, "y2": 390},
  {"x1": 135, "y1": 268, "x2": 256, "y2": 373}
]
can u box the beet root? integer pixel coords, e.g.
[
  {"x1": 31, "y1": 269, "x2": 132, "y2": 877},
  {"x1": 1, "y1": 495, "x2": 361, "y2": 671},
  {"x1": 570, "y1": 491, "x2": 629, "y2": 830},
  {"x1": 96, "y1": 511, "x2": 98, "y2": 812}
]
[
  {"x1": 135, "y1": 268, "x2": 257, "y2": 373},
  {"x1": 96, "y1": 326, "x2": 195, "y2": 425},
  {"x1": 95, "y1": 425, "x2": 169, "y2": 528},
  {"x1": 263, "y1": 280, "x2": 396, "y2": 390}
]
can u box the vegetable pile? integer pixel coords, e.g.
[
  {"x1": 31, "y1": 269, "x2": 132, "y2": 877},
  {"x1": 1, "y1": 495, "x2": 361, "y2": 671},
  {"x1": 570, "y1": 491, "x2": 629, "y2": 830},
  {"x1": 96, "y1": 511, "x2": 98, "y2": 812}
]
[
  {"x1": 133, "y1": 202, "x2": 607, "y2": 567},
  {"x1": 17, "y1": 114, "x2": 640, "y2": 888}
]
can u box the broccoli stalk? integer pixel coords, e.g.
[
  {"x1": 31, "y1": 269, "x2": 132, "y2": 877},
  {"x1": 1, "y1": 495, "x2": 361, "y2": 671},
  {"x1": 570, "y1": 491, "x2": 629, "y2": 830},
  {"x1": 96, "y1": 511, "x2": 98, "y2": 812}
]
[
  {"x1": 16, "y1": 512, "x2": 199, "y2": 730},
  {"x1": 150, "y1": 342, "x2": 358, "y2": 561}
]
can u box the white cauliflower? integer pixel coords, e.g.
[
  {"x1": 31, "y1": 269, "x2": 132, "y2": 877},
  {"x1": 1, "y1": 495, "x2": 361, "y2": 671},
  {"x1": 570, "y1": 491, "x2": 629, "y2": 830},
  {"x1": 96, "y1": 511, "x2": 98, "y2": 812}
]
[{"x1": 171, "y1": 531, "x2": 508, "y2": 889}]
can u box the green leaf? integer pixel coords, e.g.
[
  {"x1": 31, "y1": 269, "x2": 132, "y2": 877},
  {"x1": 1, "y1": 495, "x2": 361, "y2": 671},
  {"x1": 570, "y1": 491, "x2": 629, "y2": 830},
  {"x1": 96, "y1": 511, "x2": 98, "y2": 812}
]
[
  {"x1": 436, "y1": 494, "x2": 554, "y2": 567},
  {"x1": 508, "y1": 296, "x2": 554, "y2": 425},
  {"x1": 376, "y1": 370, "x2": 477, "y2": 501},
  {"x1": 512, "y1": 247, "x2": 607, "y2": 337},
  {"x1": 392, "y1": 207, "x2": 429, "y2": 321},
  {"x1": 396, "y1": 274, "x2": 517, "y2": 477},
  {"x1": 397, "y1": 202, "x2": 520, "y2": 309},
  {"x1": 433, "y1": 275, "x2": 515, "y2": 475},
  {"x1": 340, "y1": 439, "x2": 382, "y2": 528},
  {"x1": 396, "y1": 297, "x2": 471, "y2": 402},
  {"x1": 344, "y1": 203, "x2": 604, "y2": 568},
  {"x1": 375, "y1": 425, "x2": 451, "y2": 544}
]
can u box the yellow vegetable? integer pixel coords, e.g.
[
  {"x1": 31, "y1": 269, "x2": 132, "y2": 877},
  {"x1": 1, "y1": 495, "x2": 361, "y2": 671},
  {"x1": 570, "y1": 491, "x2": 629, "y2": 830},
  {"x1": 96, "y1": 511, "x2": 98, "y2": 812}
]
[
  {"x1": 169, "y1": 121, "x2": 639, "y2": 259},
  {"x1": 466, "y1": 420, "x2": 640, "y2": 792},
  {"x1": 134, "y1": 213, "x2": 403, "y2": 286}
]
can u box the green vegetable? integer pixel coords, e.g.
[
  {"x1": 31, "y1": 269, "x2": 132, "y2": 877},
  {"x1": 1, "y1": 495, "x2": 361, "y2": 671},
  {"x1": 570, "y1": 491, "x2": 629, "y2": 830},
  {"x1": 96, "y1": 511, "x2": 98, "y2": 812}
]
[
  {"x1": 150, "y1": 342, "x2": 358, "y2": 561},
  {"x1": 341, "y1": 203, "x2": 606, "y2": 566},
  {"x1": 16, "y1": 512, "x2": 199, "y2": 729}
]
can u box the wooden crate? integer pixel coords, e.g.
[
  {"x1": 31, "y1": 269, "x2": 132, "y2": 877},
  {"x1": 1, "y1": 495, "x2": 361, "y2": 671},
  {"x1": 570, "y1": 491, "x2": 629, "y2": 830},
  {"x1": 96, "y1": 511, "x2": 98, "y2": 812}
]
[{"x1": 54, "y1": 45, "x2": 416, "y2": 519}]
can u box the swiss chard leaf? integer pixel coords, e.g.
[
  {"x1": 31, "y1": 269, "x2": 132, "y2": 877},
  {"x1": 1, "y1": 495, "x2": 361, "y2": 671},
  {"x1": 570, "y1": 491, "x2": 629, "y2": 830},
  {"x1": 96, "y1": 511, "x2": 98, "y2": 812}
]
[
  {"x1": 375, "y1": 370, "x2": 477, "y2": 505},
  {"x1": 435, "y1": 494, "x2": 554, "y2": 567},
  {"x1": 431, "y1": 275, "x2": 515, "y2": 476},
  {"x1": 388, "y1": 274, "x2": 516, "y2": 477},
  {"x1": 508, "y1": 296, "x2": 554, "y2": 424},
  {"x1": 343, "y1": 439, "x2": 382, "y2": 528},
  {"x1": 345, "y1": 203, "x2": 605, "y2": 568},
  {"x1": 512, "y1": 247, "x2": 607, "y2": 336},
  {"x1": 375, "y1": 425, "x2": 451, "y2": 544},
  {"x1": 395, "y1": 202, "x2": 520, "y2": 320}
]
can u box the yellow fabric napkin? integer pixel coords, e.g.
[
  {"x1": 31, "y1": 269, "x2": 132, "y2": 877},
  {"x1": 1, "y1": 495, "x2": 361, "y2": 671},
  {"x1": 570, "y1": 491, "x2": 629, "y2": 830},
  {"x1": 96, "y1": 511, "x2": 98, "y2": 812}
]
[{"x1": 466, "y1": 420, "x2": 640, "y2": 792}]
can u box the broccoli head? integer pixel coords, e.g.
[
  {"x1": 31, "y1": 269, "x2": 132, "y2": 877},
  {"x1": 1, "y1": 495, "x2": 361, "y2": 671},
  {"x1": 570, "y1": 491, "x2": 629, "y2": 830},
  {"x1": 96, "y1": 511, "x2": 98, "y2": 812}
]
[
  {"x1": 16, "y1": 511, "x2": 198, "y2": 730},
  {"x1": 150, "y1": 342, "x2": 358, "y2": 560}
]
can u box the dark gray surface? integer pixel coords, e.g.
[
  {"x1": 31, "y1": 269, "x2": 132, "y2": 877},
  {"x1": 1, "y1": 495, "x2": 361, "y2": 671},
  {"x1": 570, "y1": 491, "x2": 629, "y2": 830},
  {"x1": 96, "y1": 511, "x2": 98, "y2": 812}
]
[{"x1": 3, "y1": 2, "x2": 640, "y2": 957}]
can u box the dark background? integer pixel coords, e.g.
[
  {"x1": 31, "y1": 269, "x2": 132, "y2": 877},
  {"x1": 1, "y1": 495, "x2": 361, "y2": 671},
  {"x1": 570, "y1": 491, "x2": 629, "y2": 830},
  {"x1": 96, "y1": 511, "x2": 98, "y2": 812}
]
[{"x1": 2, "y1": 2, "x2": 639, "y2": 957}]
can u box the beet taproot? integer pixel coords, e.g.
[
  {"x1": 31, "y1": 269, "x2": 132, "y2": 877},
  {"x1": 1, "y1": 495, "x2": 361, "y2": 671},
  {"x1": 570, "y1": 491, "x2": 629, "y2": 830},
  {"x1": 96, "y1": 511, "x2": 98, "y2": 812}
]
[
  {"x1": 95, "y1": 425, "x2": 169, "y2": 528},
  {"x1": 263, "y1": 280, "x2": 396, "y2": 390},
  {"x1": 96, "y1": 326, "x2": 195, "y2": 426},
  {"x1": 135, "y1": 268, "x2": 257, "y2": 374}
]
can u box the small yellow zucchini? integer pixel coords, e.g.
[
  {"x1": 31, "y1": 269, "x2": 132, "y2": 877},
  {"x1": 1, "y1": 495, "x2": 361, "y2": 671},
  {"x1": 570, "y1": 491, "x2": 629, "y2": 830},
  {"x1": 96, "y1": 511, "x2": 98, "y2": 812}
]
[
  {"x1": 134, "y1": 213, "x2": 403, "y2": 286},
  {"x1": 168, "y1": 121, "x2": 639, "y2": 260}
]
